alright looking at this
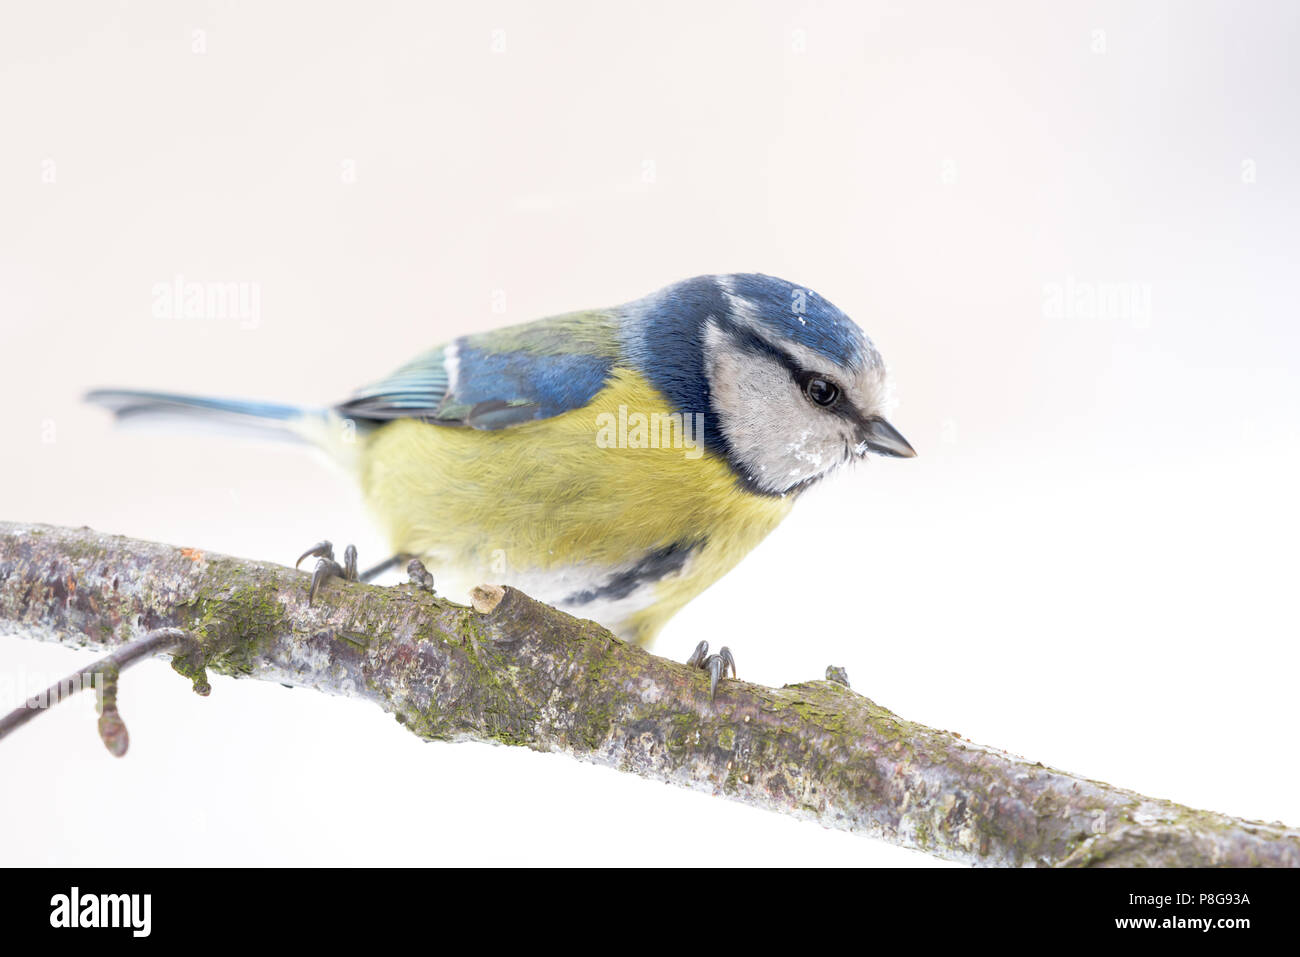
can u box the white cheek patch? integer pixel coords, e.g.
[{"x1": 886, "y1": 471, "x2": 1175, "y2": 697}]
[
  {"x1": 788, "y1": 427, "x2": 835, "y2": 470},
  {"x1": 704, "y1": 322, "x2": 862, "y2": 494}
]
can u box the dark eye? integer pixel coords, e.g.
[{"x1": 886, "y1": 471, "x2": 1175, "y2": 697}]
[{"x1": 804, "y1": 376, "x2": 840, "y2": 407}]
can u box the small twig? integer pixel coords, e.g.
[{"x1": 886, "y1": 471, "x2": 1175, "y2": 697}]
[{"x1": 0, "y1": 627, "x2": 192, "y2": 755}]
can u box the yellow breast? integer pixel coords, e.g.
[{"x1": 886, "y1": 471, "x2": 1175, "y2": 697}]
[{"x1": 356, "y1": 368, "x2": 793, "y2": 644}]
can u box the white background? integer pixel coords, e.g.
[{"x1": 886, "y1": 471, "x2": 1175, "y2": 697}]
[{"x1": 1, "y1": 1, "x2": 1297, "y2": 866}]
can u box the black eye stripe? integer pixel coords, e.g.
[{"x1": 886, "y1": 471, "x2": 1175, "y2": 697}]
[
  {"x1": 722, "y1": 322, "x2": 802, "y2": 370},
  {"x1": 721, "y1": 324, "x2": 834, "y2": 394},
  {"x1": 719, "y1": 321, "x2": 862, "y2": 421}
]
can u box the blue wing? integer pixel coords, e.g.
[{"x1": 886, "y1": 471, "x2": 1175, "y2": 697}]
[{"x1": 337, "y1": 309, "x2": 621, "y2": 430}]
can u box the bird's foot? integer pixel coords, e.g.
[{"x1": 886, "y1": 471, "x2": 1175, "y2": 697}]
[
  {"x1": 686, "y1": 640, "x2": 736, "y2": 701},
  {"x1": 294, "y1": 542, "x2": 417, "y2": 605},
  {"x1": 294, "y1": 540, "x2": 358, "y2": 605},
  {"x1": 406, "y1": 558, "x2": 436, "y2": 594}
]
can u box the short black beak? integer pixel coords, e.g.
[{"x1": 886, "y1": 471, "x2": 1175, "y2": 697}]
[{"x1": 861, "y1": 417, "x2": 917, "y2": 458}]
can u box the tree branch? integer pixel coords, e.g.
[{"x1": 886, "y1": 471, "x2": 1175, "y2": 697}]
[{"x1": 1, "y1": 521, "x2": 1296, "y2": 867}]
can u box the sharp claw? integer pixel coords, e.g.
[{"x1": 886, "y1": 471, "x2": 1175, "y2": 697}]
[
  {"x1": 708, "y1": 655, "x2": 723, "y2": 701},
  {"x1": 298, "y1": 540, "x2": 365, "y2": 604},
  {"x1": 309, "y1": 558, "x2": 343, "y2": 605},
  {"x1": 296, "y1": 540, "x2": 334, "y2": 569},
  {"x1": 684, "y1": 641, "x2": 736, "y2": 701},
  {"x1": 686, "y1": 640, "x2": 709, "y2": 669},
  {"x1": 718, "y1": 647, "x2": 736, "y2": 680}
]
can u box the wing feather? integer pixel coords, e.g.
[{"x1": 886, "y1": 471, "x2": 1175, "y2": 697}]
[{"x1": 336, "y1": 309, "x2": 620, "y2": 430}]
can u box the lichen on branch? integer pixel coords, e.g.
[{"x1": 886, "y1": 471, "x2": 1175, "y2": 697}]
[{"x1": 0, "y1": 521, "x2": 1296, "y2": 867}]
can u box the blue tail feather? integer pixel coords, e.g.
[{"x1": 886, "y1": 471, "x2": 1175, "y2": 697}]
[
  {"x1": 84, "y1": 389, "x2": 321, "y2": 443},
  {"x1": 86, "y1": 389, "x2": 305, "y2": 420}
]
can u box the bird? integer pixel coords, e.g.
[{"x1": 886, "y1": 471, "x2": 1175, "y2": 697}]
[{"x1": 87, "y1": 273, "x2": 915, "y2": 691}]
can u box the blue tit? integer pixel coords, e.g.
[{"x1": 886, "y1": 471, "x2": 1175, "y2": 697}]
[{"x1": 87, "y1": 273, "x2": 915, "y2": 648}]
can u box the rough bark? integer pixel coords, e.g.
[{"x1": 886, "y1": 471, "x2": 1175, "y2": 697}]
[{"x1": 1, "y1": 521, "x2": 1296, "y2": 867}]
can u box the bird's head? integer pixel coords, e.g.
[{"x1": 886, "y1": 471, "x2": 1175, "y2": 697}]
[{"x1": 624, "y1": 273, "x2": 915, "y2": 496}]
